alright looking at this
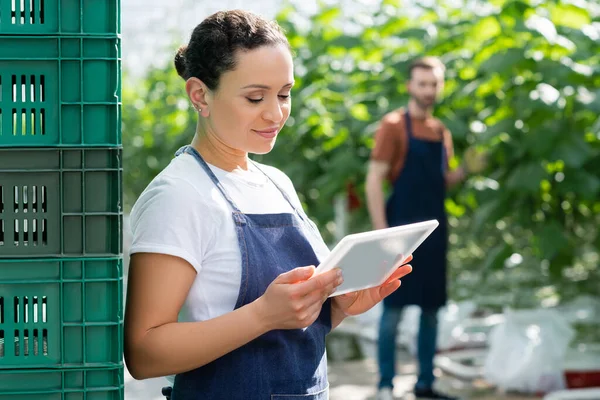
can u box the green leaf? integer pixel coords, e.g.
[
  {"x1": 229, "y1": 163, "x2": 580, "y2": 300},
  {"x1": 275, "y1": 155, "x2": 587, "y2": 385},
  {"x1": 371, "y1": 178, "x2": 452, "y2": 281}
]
[
  {"x1": 396, "y1": 27, "x2": 430, "y2": 40},
  {"x1": 506, "y1": 162, "x2": 547, "y2": 192},
  {"x1": 472, "y1": 198, "x2": 505, "y2": 233},
  {"x1": 350, "y1": 103, "x2": 370, "y2": 121},
  {"x1": 550, "y1": 4, "x2": 591, "y2": 29},
  {"x1": 378, "y1": 20, "x2": 408, "y2": 37},
  {"x1": 327, "y1": 35, "x2": 363, "y2": 49},
  {"x1": 471, "y1": 16, "x2": 502, "y2": 42},
  {"x1": 314, "y1": 7, "x2": 341, "y2": 25},
  {"x1": 482, "y1": 118, "x2": 513, "y2": 139},
  {"x1": 482, "y1": 242, "x2": 513, "y2": 271},
  {"x1": 500, "y1": 0, "x2": 532, "y2": 18},
  {"x1": 479, "y1": 48, "x2": 524, "y2": 75},
  {"x1": 323, "y1": 128, "x2": 349, "y2": 151},
  {"x1": 534, "y1": 221, "x2": 568, "y2": 260},
  {"x1": 445, "y1": 198, "x2": 466, "y2": 217},
  {"x1": 382, "y1": 0, "x2": 401, "y2": 7},
  {"x1": 551, "y1": 134, "x2": 594, "y2": 168},
  {"x1": 558, "y1": 170, "x2": 600, "y2": 197},
  {"x1": 548, "y1": 246, "x2": 575, "y2": 281},
  {"x1": 521, "y1": 123, "x2": 562, "y2": 158}
]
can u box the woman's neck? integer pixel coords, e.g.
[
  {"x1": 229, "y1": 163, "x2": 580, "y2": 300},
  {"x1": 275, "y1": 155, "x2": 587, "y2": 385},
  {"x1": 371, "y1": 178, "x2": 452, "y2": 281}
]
[{"x1": 190, "y1": 126, "x2": 249, "y2": 172}]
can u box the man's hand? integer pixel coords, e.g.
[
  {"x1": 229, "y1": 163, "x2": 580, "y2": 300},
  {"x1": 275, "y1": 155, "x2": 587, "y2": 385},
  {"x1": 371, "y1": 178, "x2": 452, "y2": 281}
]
[{"x1": 463, "y1": 146, "x2": 488, "y2": 174}]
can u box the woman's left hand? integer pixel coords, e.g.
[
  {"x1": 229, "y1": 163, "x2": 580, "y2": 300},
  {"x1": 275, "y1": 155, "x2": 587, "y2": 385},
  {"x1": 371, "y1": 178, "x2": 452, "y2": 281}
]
[{"x1": 332, "y1": 255, "x2": 413, "y2": 320}]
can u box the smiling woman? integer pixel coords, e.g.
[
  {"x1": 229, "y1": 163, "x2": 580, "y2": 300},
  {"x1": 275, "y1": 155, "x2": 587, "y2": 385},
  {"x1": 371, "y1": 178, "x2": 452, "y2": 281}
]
[
  {"x1": 188, "y1": 44, "x2": 294, "y2": 156},
  {"x1": 123, "y1": 9, "x2": 412, "y2": 400}
]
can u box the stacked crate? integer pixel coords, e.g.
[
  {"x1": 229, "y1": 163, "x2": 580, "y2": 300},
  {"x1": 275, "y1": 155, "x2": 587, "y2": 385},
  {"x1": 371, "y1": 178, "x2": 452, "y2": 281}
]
[{"x1": 0, "y1": 1, "x2": 124, "y2": 398}]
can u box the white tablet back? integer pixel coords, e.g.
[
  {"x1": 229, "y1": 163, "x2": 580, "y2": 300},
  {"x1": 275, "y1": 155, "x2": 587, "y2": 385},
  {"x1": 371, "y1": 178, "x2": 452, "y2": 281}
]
[{"x1": 316, "y1": 220, "x2": 439, "y2": 296}]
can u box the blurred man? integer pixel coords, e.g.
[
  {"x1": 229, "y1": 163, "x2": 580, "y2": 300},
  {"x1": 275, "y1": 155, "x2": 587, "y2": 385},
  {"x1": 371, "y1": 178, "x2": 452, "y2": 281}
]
[{"x1": 366, "y1": 57, "x2": 469, "y2": 400}]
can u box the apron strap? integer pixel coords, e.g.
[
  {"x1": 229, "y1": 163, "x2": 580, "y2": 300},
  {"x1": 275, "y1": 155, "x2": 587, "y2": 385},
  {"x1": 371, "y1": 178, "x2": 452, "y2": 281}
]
[
  {"x1": 176, "y1": 145, "x2": 317, "y2": 234},
  {"x1": 176, "y1": 145, "x2": 243, "y2": 214},
  {"x1": 404, "y1": 110, "x2": 414, "y2": 138},
  {"x1": 251, "y1": 160, "x2": 321, "y2": 237},
  {"x1": 404, "y1": 110, "x2": 447, "y2": 173}
]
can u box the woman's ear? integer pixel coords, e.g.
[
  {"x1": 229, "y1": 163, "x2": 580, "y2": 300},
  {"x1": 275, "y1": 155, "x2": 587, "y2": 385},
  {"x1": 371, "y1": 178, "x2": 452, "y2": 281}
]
[{"x1": 186, "y1": 77, "x2": 211, "y2": 117}]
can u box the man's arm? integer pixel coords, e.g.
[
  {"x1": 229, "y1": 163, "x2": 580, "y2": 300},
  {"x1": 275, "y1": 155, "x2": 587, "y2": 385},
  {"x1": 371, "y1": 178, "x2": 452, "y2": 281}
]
[
  {"x1": 365, "y1": 160, "x2": 390, "y2": 230},
  {"x1": 445, "y1": 166, "x2": 467, "y2": 189},
  {"x1": 367, "y1": 111, "x2": 402, "y2": 229},
  {"x1": 442, "y1": 127, "x2": 467, "y2": 189}
]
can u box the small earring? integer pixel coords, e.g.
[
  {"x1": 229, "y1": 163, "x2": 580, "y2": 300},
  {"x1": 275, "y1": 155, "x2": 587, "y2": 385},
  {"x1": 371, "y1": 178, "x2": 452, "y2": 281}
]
[{"x1": 192, "y1": 104, "x2": 202, "y2": 112}]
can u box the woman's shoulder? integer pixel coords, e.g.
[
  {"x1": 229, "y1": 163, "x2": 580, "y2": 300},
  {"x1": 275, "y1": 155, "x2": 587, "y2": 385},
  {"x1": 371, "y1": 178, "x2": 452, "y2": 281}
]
[{"x1": 139, "y1": 157, "x2": 208, "y2": 197}]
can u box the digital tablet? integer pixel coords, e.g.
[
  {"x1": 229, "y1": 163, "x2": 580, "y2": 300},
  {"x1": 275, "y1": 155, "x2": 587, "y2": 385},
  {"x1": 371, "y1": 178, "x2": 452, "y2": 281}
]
[{"x1": 315, "y1": 220, "x2": 439, "y2": 297}]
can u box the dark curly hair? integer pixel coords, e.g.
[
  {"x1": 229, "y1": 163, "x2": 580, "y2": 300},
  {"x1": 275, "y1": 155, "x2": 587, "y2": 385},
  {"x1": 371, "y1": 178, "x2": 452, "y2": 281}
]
[{"x1": 174, "y1": 10, "x2": 290, "y2": 90}]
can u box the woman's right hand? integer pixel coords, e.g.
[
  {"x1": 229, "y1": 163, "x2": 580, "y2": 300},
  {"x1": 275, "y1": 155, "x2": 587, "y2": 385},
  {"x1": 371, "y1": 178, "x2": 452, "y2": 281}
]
[{"x1": 252, "y1": 266, "x2": 343, "y2": 331}]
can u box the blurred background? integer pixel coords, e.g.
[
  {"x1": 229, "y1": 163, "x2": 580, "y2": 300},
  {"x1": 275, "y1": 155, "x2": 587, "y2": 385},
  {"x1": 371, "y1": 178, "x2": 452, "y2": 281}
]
[{"x1": 120, "y1": 0, "x2": 600, "y2": 399}]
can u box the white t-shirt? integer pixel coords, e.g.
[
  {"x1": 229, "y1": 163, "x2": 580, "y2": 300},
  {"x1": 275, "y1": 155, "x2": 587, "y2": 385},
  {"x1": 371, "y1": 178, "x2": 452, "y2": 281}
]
[{"x1": 129, "y1": 152, "x2": 331, "y2": 324}]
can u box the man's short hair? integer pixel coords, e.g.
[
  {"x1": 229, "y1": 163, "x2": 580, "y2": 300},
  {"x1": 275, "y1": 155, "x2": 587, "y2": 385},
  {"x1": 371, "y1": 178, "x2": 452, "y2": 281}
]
[{"x1": 408, "y1": 56, "x2": 445, "y2": 79}]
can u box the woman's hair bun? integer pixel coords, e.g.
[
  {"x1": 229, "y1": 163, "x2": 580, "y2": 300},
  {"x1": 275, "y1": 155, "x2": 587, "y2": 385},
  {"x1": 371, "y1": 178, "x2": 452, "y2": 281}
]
[{"x1": 174, "y1": 45, "x2": 188, "y2": 79}]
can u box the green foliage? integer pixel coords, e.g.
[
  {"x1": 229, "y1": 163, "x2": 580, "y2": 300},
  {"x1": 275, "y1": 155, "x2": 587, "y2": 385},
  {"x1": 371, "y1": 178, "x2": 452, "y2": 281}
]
[
  {"x1": 122, "y1": 67, "x2": 196, "y2": 208},
  {"x1": 122, "y1": 0, "x2": 600, "y2": 307}
]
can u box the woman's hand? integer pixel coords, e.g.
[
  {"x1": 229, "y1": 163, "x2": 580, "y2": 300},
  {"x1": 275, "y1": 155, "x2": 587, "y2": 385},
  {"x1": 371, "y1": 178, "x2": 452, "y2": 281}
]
[
  {"x1": 331, "y1": 255, "x2": 413, "y2": 324},
  {"x1": 252, "y1": 266, "x2": 343, "y2": 331}
]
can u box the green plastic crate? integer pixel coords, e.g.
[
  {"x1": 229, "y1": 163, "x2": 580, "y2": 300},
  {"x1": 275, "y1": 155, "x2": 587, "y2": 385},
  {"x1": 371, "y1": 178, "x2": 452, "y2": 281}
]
[
  {"x1": 0, "y1": 258, "x2": 123, "y2": 369},
  {"x1": 0, "y1": 148, "x2": 122, "y2": 257},
  {"x1": 0, "y1": 0, "x2": 120, "y2": 36},
  {"x1": 0, "y1": 366, "x2": 124, "y2": 399},
  {"x1": 0, "y1": 36, "x2": 121, "y2": 147}
]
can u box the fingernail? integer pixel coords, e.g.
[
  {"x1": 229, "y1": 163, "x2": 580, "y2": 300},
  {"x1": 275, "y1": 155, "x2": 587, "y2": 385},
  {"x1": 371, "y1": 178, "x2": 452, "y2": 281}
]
[{"x1": 336, "y1": 269, "x2": 342, "y2": 277}]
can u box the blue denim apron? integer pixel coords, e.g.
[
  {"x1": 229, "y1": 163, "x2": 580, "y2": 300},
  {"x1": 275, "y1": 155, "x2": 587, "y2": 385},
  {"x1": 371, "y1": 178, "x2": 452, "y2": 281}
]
[
  {"x1": 171, "y1": 145, "x2": 332, "y2": 400},
  {"x1": 383, "y1": 111, "x2": 448, "y2": 309}
]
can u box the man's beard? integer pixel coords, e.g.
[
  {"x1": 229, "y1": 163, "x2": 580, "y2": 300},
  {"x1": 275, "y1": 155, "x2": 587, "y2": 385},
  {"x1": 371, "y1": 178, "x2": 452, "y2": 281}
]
[{"x1": 413, "y1": 96, "x2": 436, "y2": 110}]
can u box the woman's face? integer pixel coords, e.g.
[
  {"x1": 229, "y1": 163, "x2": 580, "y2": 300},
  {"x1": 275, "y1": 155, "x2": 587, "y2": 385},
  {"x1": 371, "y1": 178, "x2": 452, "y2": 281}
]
[{"x1": 202, "y1": 44, "x2": 294, "y2": 155}]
